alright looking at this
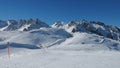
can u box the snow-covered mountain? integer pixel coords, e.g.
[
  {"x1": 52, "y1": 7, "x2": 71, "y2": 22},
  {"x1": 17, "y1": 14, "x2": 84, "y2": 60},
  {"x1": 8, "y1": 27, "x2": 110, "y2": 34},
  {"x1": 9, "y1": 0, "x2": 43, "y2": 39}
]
[
  {"x1": 0, "y1": 19, "x2": 120, "y2": 50},
  {"x1": 0, "y1": 19, "x2": 120, "y2": 68},
  {"x1": 51, "y1": 21, "x2": 64, "y2": 28},
  {"x1": 0, "y1": 18, "x2": 119, "y2": 42},
  {"x1": 0, "y1": 19, "x2": 50, "y2": 31},
  {"x1": 52, "y1": 20, "x2": 120, "y2": 41}
]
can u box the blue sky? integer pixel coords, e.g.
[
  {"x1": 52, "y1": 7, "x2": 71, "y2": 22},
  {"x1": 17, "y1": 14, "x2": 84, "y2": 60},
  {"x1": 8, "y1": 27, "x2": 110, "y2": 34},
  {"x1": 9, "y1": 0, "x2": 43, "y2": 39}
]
[{"x1": 0, "y1": 0, "x2": 120, "y2": 26}]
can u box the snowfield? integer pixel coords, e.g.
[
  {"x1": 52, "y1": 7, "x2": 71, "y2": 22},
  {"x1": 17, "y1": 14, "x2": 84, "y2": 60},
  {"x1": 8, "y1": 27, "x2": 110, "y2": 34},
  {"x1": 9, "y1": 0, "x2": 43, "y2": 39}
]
[
  {"x1": 0, "y1": 28, "x2": 120, "y2": 68},
  {"x1": 1, "y1": 49, "x2": 120, "y2": 68}
]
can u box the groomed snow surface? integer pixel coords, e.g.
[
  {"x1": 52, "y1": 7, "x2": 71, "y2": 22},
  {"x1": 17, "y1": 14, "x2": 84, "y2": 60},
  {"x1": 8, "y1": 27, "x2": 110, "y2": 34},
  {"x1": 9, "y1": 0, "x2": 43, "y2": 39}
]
[
  {"x1": 0, "y1": 28, "x2": 120, "y2": 68},
  {"x1": 1, "y1": 49, "x2": 120, "y2": 68}
]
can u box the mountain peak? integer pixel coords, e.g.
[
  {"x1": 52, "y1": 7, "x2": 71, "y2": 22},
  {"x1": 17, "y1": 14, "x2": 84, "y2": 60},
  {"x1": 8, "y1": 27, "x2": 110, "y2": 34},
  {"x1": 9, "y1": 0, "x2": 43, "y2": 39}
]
[{"x1": 51, "y1": 21, "x2": 64, "y2": 28}]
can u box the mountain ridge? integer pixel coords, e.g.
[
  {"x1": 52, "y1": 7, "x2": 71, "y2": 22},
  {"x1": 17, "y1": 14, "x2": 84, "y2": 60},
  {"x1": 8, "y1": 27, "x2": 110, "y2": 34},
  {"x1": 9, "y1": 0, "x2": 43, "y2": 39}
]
[
  {"x1": 52, "y1": 20, "x2": 120, "y2": 41},
  {"x1": 0, "y1": 19, "x2": 120, "y2": 41}
]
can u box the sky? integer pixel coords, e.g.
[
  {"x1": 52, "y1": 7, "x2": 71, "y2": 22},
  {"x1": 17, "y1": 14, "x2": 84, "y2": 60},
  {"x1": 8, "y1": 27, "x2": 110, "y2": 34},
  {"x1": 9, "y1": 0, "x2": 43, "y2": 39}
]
[{"x1": 0, "y1": 0, "x2": 120, "y2": 26}]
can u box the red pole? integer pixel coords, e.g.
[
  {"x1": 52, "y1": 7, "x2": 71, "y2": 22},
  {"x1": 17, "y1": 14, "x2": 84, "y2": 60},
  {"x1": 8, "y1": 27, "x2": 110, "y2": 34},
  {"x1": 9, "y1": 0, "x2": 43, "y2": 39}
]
[{"x1": 8, "y1": 42, "x2": 10, "y2": 60}]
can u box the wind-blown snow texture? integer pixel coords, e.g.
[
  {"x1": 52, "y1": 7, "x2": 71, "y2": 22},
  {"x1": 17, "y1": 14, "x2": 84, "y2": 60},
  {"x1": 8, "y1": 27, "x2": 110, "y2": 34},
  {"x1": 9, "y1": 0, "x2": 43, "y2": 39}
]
[{"x1": 0, "y1": 19, "x2": 120, "y2": 68}]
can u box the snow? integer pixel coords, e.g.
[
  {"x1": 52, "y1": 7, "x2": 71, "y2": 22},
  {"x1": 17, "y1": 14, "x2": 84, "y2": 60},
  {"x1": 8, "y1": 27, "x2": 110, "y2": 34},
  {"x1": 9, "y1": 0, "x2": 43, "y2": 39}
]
[
  {"x1": 1, "y1": 49, "x2": 120, "y2": 68},
  {"x1": 0, "y1": 28, "x2": 72, "y2": 49},
  {"x1": 91, "y1": 23, "x2": 105, "y2": 30},
  {"x1": 52, "y1": 32, "x2": 120, "y2": 51},
  {"x1": 0, "y1": 19, "x2": 50, "y2": 31},
  {"x1": 18, "y1": 24, "x2": 31, "y2": 31},
  {"x1": 0, "y1": 20, "x2": 120, "y2": 68},
  {"x1": 0, "y1": 30, "x2": 120, "y2": 68},
  {"x1": 51, "y1": 21, "x2": 64, "y2": 28}
]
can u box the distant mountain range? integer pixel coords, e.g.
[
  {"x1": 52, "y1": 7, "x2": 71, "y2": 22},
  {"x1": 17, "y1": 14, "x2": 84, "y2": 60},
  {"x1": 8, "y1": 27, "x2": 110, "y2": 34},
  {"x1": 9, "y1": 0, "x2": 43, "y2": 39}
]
[
  {"x1": 0, "y1": 19, "x2": 49, "y2": 31},
  {"x1": 52, "y1": 20, "x2": 120, "y2": 41},
  {"x1": 0, "y1": 19, "x2": 120, "y2": 41}
]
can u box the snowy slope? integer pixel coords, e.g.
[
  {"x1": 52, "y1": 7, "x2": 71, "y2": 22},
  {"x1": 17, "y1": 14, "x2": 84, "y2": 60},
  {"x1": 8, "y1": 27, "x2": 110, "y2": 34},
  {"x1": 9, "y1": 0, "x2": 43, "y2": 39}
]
[
  {"x1": 1, "y1": 48, "x2": 120, "y2": 68},
  {"x1": 51, "y1": 32, "x2": 120, "y2": 51},
  {"x1": 0, "y1": 28, "x2": 120, "y2": 51},
  {"x1": 0, "y1": 28, "x2": 72, "y2": 49},
  {"x1": 0, "y1": 32, "x2": 120, "y2": 68}
]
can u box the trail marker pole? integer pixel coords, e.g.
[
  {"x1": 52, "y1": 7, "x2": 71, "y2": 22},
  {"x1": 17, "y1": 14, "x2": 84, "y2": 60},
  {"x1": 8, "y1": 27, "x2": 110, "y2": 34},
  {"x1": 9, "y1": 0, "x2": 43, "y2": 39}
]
[{"x1": 8, "y1": 42, "x2": 10, "y2": 60}]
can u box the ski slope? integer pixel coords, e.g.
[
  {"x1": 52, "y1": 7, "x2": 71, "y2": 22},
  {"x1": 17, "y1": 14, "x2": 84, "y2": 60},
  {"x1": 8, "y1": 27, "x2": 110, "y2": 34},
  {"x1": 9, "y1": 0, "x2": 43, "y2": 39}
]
[
  {"x1": 52, "y1": 32, "x2": 120, "y2": 51},
  {"x1": 0, "y1": 28, "x2": 72, "y2": 49},
  {"x1": 0, "y1": 27, "x2": 120, "y2": 68},
  {"x1": 1, "y1": 49, "x2": 120, "y2": 68}
]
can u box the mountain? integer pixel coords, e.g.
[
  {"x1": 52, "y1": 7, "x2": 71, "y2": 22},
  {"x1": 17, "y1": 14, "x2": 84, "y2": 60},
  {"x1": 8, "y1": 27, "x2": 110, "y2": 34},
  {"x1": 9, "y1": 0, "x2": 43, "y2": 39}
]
[
  {"x1": 0, "y1": 19, "x2": 120, "y2": 68},
  {"x1": 51, "y1": 21, "x2": 64, "y2": 28},
  {"x1": 53, "y1": 20, "x2": 120, "y2": 41},
  {"x1": 0, "y1": 19, "x2": 119, "y2": 41},
  {"x1": 0, "y1": 19, "x2": 119, "y2": 50},
  {"x1": 0, "y1": 19, "x2": 50, "y2": 31}
]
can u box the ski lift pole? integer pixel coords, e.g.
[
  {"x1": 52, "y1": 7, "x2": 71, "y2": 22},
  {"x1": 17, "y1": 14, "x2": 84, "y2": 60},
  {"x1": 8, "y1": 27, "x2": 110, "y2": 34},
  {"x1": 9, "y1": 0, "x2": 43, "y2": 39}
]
[{"x1": 7, "y1": 42, "x2": 10, "y2": 60}]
